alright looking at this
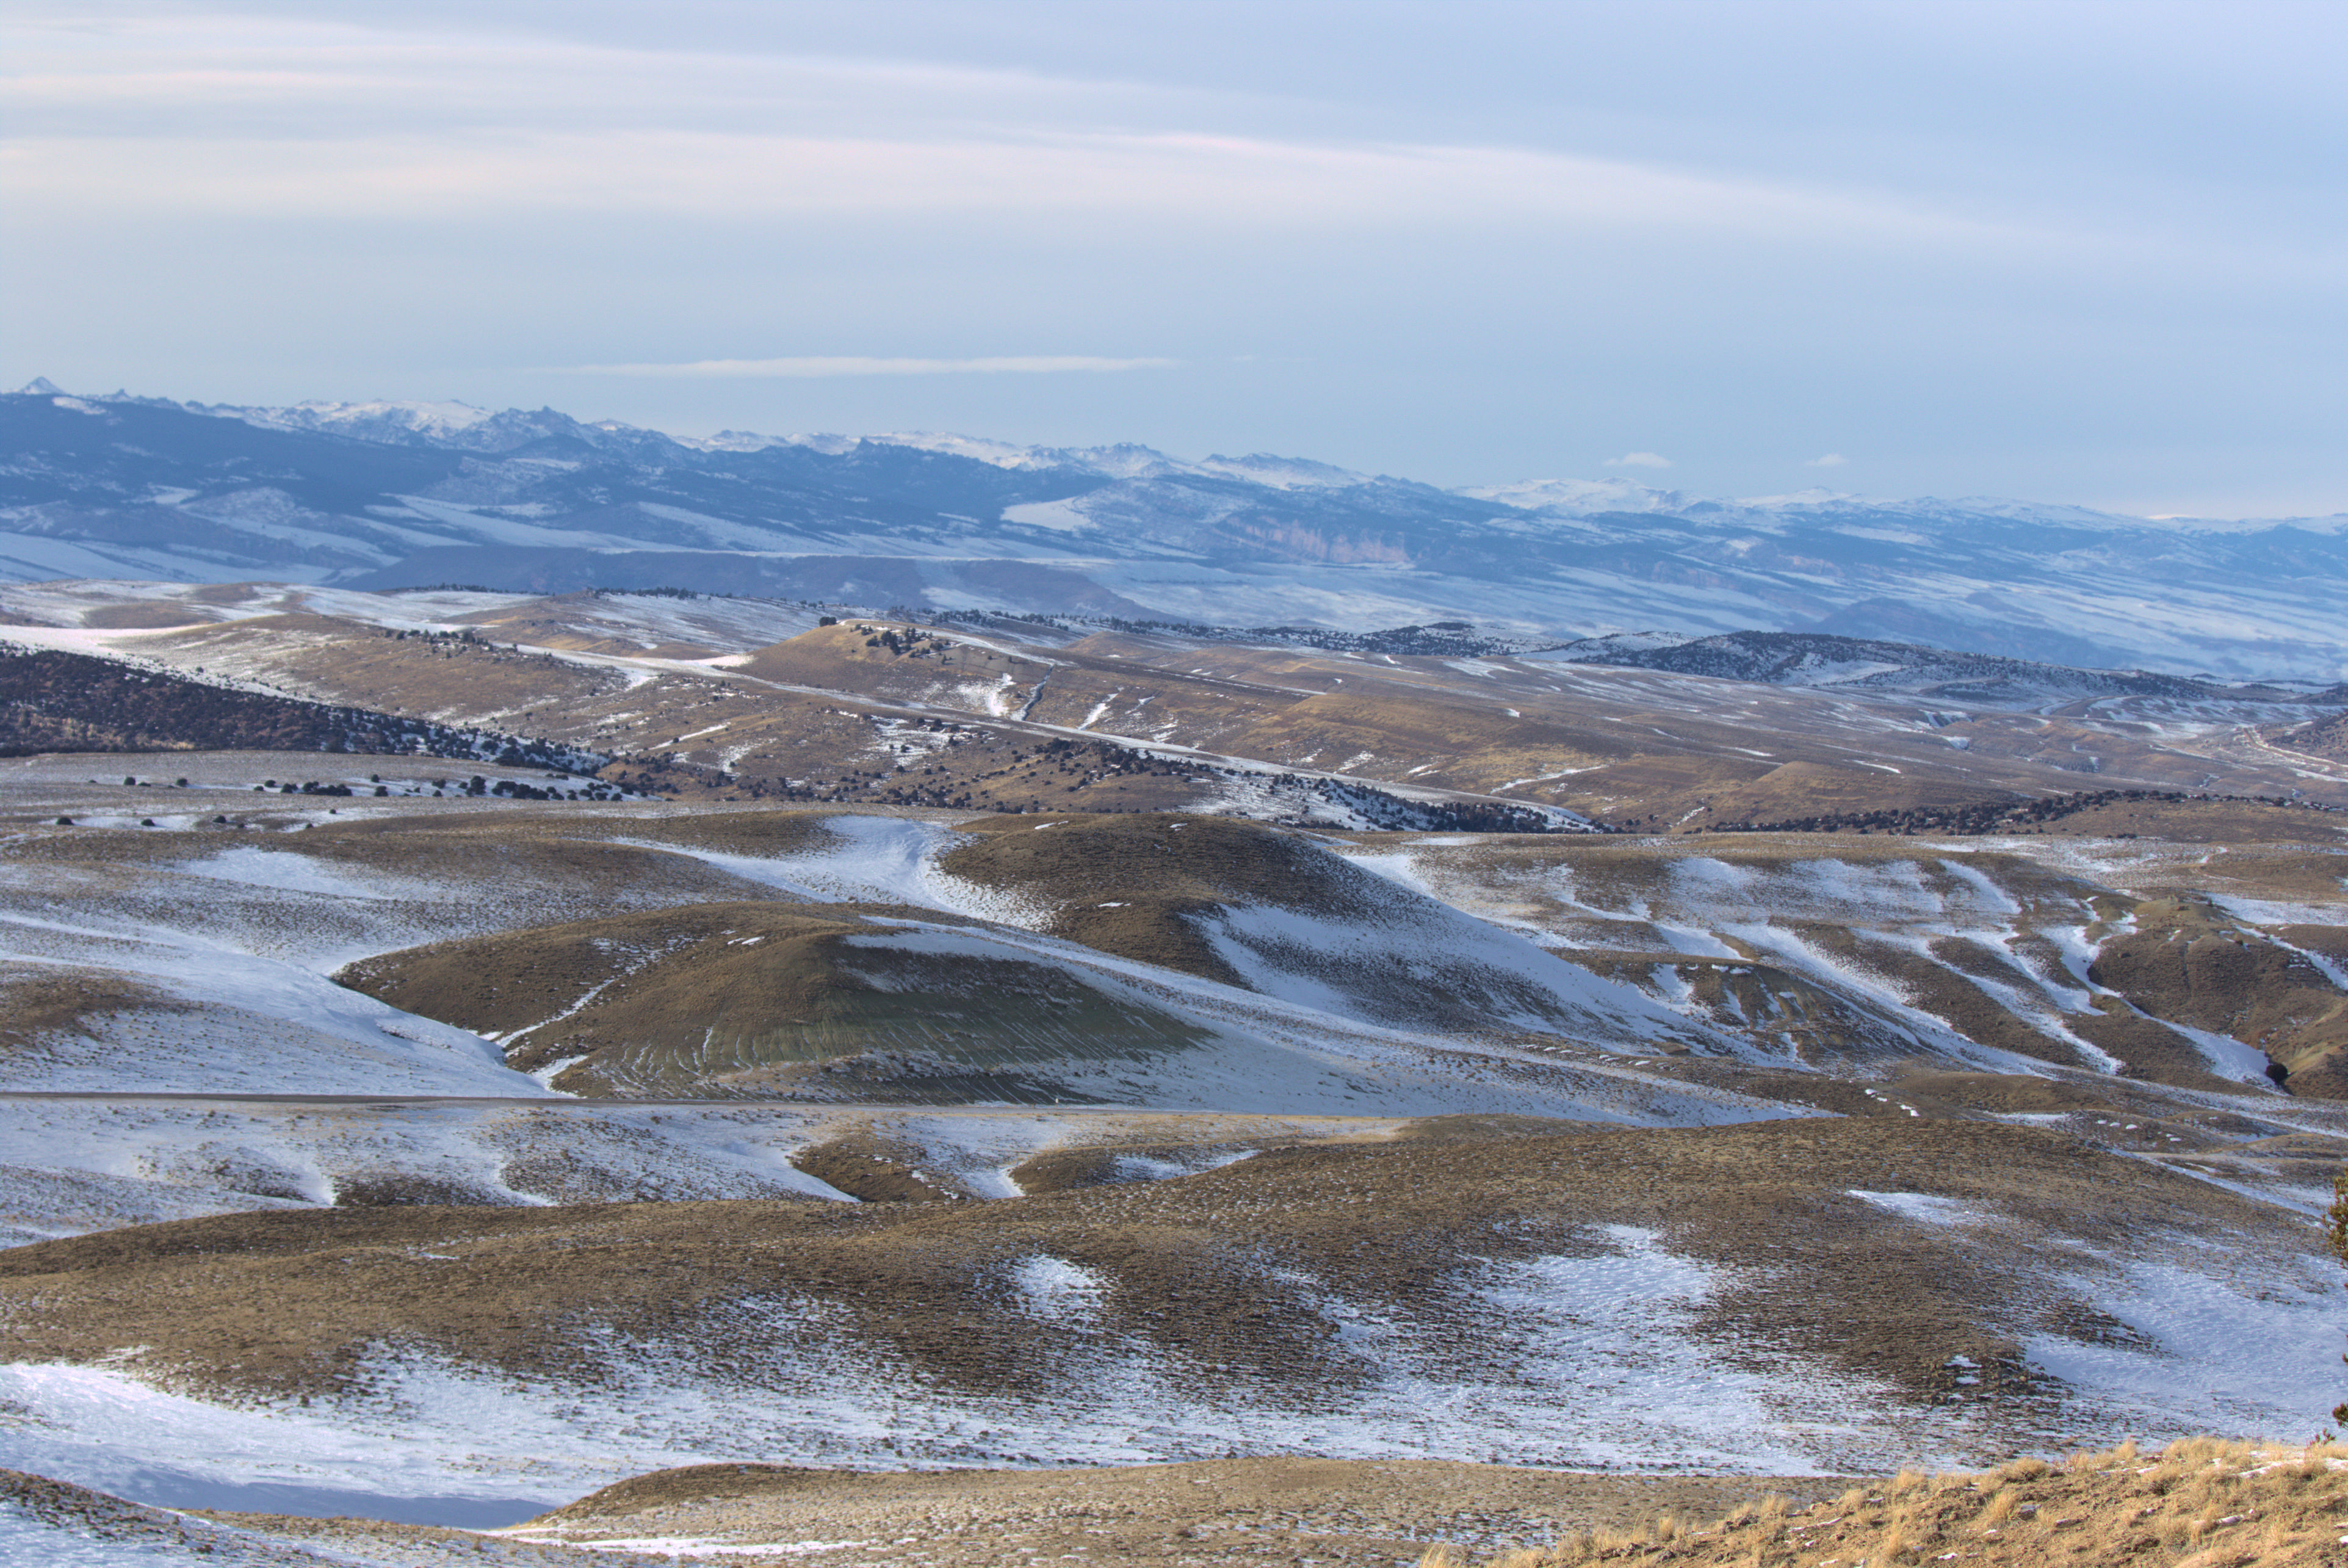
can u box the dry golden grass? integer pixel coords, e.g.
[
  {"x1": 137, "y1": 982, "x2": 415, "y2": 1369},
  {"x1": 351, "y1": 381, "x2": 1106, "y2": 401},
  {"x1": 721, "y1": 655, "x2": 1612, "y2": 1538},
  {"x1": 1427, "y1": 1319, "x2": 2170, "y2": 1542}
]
[
  {"x1": 510, "y1": 1456, "x2": 1850, "y2": 1568},
  {"x1": 1416, "y1": 1439, "x2": 2348, "y2": 1567}
]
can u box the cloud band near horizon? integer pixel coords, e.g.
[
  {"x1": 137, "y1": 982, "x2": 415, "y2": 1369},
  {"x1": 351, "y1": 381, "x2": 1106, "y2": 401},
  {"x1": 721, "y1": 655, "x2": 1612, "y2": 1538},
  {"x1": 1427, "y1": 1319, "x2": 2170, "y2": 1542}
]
[{"x1": 550, "y1": 355, "x2": 1180, "y2": 378}]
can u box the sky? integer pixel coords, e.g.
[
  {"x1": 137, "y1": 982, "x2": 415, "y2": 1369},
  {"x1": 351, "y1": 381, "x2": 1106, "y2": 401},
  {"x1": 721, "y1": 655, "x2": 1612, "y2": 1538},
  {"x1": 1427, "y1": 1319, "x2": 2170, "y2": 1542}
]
[{"x1": 4, "y1": 1, "x2": 2344, "y2": 516}]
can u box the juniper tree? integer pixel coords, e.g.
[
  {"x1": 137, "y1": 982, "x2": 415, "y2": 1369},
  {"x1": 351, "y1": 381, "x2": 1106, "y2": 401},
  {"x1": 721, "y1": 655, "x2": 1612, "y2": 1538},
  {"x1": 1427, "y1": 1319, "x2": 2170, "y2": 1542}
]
[{"x1": 2332, "y1": 1169, "x2": 2348, "y2": 1426}]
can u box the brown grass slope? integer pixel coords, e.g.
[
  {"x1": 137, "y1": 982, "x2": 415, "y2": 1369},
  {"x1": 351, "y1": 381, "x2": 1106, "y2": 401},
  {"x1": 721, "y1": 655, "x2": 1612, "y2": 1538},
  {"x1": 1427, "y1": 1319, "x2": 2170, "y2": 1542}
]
[
  {"x1": 737, "y1": 621, "x2": 1050, "y2": 709},
  {"x1": 139, "y1": 808, "x2": 797, "y2": 930},
  {"x1": 941, "y1": 812, "x2": 1360, "y2": 985},
  {"x1": 723, "y1": 621, "x2": 2241, "y2": 829},
  {"x1": 334, "y1": 899, "x2": 1218, "y2": 1101},
  {"x1": 2090, "y1": 896, "x2": 2348, "y2": 1095},
  {"x1": 447, "y1": 591, "x2": 737, "y2": 659},
  {"x1": 0, "y1": 1119, "x2": 2291, "y2": 1420},
  {"x1": 0, "y1": 970, "x2": 190, "y2": 1062},
  {"x1": 516, "y1": 1458, "x2": 1848, "y2": 1568},
  {"x1": 1220, "y1": 686, "x2": 1663, "y2": 800},
  {"x1": 149, "y1": 612, "x2": 624, "y2": 722},
  {"x1": 40, "y1": 584, "x2": 2348, "y2": 823},
  {"x1": 2279, "y1": 706, "x2": 2348, "y2": 764},
  {"x1": 1421, "y1": 1440, "x2": 2348, "y2": 1568}
]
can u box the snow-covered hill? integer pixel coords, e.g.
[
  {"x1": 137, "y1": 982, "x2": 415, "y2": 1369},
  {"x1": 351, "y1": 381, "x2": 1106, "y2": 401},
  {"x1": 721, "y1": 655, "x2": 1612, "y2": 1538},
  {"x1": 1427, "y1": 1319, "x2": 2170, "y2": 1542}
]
[{"x1": 5, "y1": 384, "x2": 2345, "y2": 681}]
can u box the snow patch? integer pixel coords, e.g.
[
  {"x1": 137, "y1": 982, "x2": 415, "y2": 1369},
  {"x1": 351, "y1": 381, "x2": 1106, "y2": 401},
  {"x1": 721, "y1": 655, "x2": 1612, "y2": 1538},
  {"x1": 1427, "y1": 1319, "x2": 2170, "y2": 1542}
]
[{"x1": 1849, "y1": 1190, "x2": 1990, "y2": 1226}]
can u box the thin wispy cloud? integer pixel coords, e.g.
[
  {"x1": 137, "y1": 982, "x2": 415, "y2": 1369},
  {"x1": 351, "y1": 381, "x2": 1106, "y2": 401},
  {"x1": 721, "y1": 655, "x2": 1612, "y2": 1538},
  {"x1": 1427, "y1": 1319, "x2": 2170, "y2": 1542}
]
[
  {"x1": 0, "y1": 17, "x2": 2046, "y2": 250},
  {"x1": 1603, "y1": 452, "x2": 1671, "y2": 469},
  {"x1": 1805, "y1": 453, "x2": 1850, "y2": 468},
  {"x1": 551, "y1": 356, "x2": 1177, "y2": 378}
]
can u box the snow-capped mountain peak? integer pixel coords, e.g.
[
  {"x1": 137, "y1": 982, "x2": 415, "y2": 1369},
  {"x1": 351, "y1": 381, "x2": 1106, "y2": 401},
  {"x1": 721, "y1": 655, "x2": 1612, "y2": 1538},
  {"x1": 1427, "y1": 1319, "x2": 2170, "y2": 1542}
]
[
  {"x1": 1191, "y1": 453, "x2": 1373, "y2": 490},
  {"x1": 213, "y1": 399, "x2": 496, "y2": 440},
  {"x1": 1458, "y1": 477, "x2": 1687, "y2": 514}
]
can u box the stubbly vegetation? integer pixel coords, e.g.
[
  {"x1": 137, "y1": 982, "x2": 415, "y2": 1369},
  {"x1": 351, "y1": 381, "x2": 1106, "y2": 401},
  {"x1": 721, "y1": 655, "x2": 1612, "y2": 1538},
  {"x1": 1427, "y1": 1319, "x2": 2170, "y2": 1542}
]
[{"x1": 1418, "y1": 1440, "x2": 2348, "y2": 1567}]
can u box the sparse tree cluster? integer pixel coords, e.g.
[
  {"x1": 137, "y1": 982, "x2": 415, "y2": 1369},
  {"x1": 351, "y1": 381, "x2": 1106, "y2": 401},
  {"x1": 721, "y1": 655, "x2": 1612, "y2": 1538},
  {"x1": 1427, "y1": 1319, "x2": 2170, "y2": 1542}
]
[
  {"x1": 2332, "y1": 1168, "x2": 2348, "y2": 1429},
  {"x1": 1307, "y1": 779, "x2": 1588, "y2": 833},
  {"x1": 1706, "y1": 786, "x2": 2338, "y2": 837},
  {"x1": 0, "y1": 644, "x2": 604, "y2": 774}
]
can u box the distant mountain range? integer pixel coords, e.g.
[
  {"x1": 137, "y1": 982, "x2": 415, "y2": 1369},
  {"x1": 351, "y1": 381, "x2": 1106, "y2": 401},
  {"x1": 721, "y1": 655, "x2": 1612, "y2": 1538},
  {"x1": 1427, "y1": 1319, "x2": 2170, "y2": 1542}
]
[{"x1": 5, "y1": 381, "x2": 2344, "y2": 681}]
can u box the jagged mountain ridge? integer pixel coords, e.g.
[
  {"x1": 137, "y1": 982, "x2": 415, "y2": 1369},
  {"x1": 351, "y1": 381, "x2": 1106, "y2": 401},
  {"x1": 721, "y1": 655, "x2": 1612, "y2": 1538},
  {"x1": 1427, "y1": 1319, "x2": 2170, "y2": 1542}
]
[{"x1": 4, "y1": 385, "x2": 2346, "y2": 680}]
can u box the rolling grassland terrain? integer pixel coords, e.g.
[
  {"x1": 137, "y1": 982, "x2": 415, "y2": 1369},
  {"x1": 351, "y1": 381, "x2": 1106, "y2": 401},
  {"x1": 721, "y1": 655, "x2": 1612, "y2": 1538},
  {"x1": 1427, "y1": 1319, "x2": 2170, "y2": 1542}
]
[{"x1": 0, "y1": 564, "x2": 2343, "y2": 1564}]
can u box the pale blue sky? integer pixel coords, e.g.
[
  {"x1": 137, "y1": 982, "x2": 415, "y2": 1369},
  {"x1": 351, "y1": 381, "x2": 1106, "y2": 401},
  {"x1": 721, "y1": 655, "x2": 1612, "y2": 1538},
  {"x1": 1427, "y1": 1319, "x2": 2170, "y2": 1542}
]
[{"x1": 5, "y1": 1, "x2": 2343, "y2": 515}]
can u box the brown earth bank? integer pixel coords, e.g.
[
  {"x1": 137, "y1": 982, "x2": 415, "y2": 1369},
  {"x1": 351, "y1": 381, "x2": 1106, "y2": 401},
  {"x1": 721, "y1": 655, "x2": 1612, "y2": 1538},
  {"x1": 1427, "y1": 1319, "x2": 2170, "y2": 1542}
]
[{"x1": 0, "y1": 1119, "x2": 2297, "y2": 1420}]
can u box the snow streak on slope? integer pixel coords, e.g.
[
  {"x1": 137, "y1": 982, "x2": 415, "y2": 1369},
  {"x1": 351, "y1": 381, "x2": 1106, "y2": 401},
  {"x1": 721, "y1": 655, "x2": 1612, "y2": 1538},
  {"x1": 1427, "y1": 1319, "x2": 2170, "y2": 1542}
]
[
  {"x1": 0, "y1": 843, "x2": 554, "y2": 1097},
  {"x1": 1325, "y1": 836, "x2": 2299, "y2": 1082},
  {"x1": 644, "y1": 817, "x2": 1774, "y2": 1121},
  {"x1": 2020, "y1": 1248, "x2": 2343, "y2": 1440},
  {"x1": 1194, "y1": 897, "x2": 1716, "y2": 1053},
  {"x1": 0, "y1": 1099, "x2": 866, "y2": 1247}
]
